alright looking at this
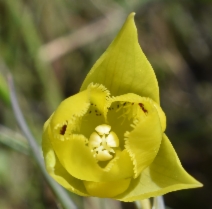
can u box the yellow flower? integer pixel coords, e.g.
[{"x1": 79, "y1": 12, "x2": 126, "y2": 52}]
[{"x1": 42, "y1": 13, "x2": 202, "y2": 201}]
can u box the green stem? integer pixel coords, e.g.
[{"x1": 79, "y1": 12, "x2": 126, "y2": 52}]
[
  {"x1": 152, "y1": 196, "x2": 165, "y2": 209},
  {"x1": 8, "y1": 74, "x2": 77, "y2": 209},
  {"x1": 135, "y1": 199, "x2": 151, "y2": 209}
]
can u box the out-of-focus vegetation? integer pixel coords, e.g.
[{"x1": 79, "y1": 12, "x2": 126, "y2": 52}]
[{"x1": 0, "y1": 0, "x2": 211, "y2": 208}]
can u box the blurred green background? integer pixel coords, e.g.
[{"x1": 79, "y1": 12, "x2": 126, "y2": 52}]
[{"x1": 0, "y1": 0, "x2": 211, "y2": 208}]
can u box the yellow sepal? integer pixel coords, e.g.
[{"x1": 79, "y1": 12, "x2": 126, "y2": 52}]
[
  {"x1": 80, "y1": 13, "x2": 159, "y2": 103},
  {"x1": 116, "y1": 134, "x2": 202, "y2": 201}
]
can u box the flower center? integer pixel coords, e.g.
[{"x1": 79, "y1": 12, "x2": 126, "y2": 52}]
[{"x1": 89, "y1": 124, "x2": 119, "y2": 161}]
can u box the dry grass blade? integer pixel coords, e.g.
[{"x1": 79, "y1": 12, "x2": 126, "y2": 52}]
[{"x1": 38, "y1": 11, "x2": 125, "y2": 63}]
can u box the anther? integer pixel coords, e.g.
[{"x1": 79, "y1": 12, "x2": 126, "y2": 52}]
[{"x1": 89, "y1": 124, "x2": 120, "y2": 161}]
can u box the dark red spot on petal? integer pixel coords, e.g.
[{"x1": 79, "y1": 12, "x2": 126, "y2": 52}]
[
  {"x1": 139, "y1": 103, "x2": 148, "y2": 113},
  {"x1": 60, "y1": 124, "x2": 67, "y2": 135}
]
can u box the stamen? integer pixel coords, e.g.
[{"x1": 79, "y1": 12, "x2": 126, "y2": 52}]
[
  {"x1": 95, "y1": 124, "x2": 111, "y2": 135},
  {"x1": 89, "y1": 124, "x2": 120, "y2": 162}
]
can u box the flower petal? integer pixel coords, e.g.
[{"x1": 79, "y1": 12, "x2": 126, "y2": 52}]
[
  {"x1": 152, "y1": 101, "x2": 166, "y2": 132},
  {"x1": 42, "y1": 123, "x2": 89, "y2": 196},
  {"x1": 116, "y1": 134, "x2": 202, "y2": 201},
  {"x1": 80, "y1": 13, "x2": 159, "y2": 103},
  {"x1": 46, "y1": 84, "x2": 133, "y2": 182},
  {"x1": 83, "y1": 178, "x2": 131, "y2": 198},
  {"x1": 109, "y1": 93, "x2": 163, "y2": 178},
  {"x1": 49, "y1": 128, "x2": 134, "y2": 182},
  {"x1": 50, "y1": 89, "x2": 89, "y2": 131},
  {"x1": 88, "y1": 83, "x2": 110, "y2": 117}
]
